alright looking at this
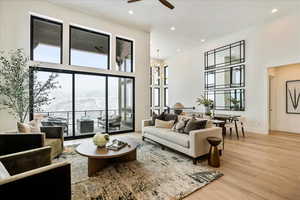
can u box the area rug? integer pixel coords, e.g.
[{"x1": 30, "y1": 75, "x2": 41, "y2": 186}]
[{"x1": 56, "y1": 135, "x2": 223, "y2": 200}]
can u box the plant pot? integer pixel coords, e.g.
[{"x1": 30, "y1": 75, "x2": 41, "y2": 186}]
[{"x1": 205, "y1": 106, "x2": 211, "y2": 115}]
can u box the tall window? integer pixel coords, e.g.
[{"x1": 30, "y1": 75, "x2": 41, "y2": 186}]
[
  {"x1": 116, "y1": 37, "x2": 133, "y2": 72},
  {"x1": 70, "y1": 26, "x2": 110, "y2": 69},
  {"x1": 150, "y1": 64, "x2": 168, "y2": 115},
  {"x1": 31, "y1": 16, "x2": 63, "y2": 64},
  {"x1": 164, "y1": 66, "x2": 168, "y2": 85}
]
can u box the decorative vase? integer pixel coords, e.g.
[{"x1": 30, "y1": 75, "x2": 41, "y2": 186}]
[
  {"x1": 93, "y1": 133, "x2": 109, "y2": 148},
  {"x1": 205, "y1": 106, "x2": 211, "y2": 115}
]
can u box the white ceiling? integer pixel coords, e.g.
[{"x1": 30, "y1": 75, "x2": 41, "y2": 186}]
[{"x1": 46, "y1": 0, "x2": 300, "y2": 59}]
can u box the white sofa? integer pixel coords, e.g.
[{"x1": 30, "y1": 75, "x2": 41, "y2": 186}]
[{"x1": 142, "y1": 119, "x2": 223, "y2": 164}]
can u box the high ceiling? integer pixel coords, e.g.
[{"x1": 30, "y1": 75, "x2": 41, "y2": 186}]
[{"x1": 46, "y1": 0, "x2": 300, "y2": 59}]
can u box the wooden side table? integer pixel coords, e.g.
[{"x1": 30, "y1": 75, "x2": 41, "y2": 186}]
[{"x1": 207, "y1": 137, "x2": 222, "y2": 168}]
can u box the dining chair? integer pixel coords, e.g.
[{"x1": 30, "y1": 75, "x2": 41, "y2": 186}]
[
  {"x1": 225, "y1": 117, "x2": 246, "y2": 138},
  {"x1": 225, "y1": 119, "x2": 237, "y2": 138}
]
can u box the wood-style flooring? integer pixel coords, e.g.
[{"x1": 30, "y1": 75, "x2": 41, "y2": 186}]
[{"x1": 184, "y1": 131, "x2": 300, "y2": 200}]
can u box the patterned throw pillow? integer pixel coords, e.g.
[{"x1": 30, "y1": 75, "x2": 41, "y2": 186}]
[{"x1": 172, "y1": 117, "x2": 189, "y2": 133}]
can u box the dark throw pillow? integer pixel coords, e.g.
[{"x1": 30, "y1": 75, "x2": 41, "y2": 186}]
[
  {"x1": 164, "y1": 114, "x2": 178, "y2": 123},
  {"x1": 151, "y1": 112, "x2": 166, "y2": 125},
  {"x1": 184, "y1": 119, "x2": 207, "y2": 134}
]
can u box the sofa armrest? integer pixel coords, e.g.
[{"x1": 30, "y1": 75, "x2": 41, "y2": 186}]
[
  {"x1": 0, "y1": 147, "x2": 51, "y2": 176},
  {"x1": 41, "y1": 126, "x2": 64, "y2": 139},
  {"x1": 189, "y1": 127, "x2": 222, "y2": 158},
  {"x1": 142, "y1": 119, "x2": 152, "y2": 127},
  {"x1": 0, "y1": 133, "x2": 45, "y2": 156},
  {"x1": 142, "y1": 119, "x2": 153, "y2": 134},
  {"x1": 0, "y1": 161, "x2": 71, "y2": 200}
]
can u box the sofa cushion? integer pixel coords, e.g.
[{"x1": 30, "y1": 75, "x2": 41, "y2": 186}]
[
  {"x1": 0, "y1": 161, "x2": 10, "y2": 180},
  {"x1": 155, "y1": 119, "x2": 175, "y2": 129},
  {"x1": 164, "y1": 114, "x2": 178, "y2": 123},
  {"x1": 151, "y1": 112, "x2": 165, "y2": 125},
  {"x1": 143, "y1": 126, "x2": 190, "y2": 148},
  {"x1": 45, "y1": 139, "x2": 62, "y2": 159},
  {"x1": 184, "y1": 119, "x2": 207, "y2": 134}
]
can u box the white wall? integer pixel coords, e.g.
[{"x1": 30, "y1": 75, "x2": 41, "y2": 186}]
[
  {"x1": 166, "y1": 11, "x2": 300, "y2": 134},
  {"x1": 0, "y1": 0, "x2": 150, "y2": 132},
  {"x1": 269, "y1": 64, "x2": 300, "y2": 133}
]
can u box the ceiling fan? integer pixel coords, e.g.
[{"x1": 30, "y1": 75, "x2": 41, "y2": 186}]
[{"x1": 128, "y1": 0, "x2": 175, "y2": 10}]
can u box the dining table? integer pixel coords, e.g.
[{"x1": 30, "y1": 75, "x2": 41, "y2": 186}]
[{"x1": 213, "y1": 114, "x2": 241, "y2": 138}]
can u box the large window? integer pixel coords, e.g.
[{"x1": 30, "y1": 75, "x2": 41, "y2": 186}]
[
  {"x1": 30, "y1": 67, "x2": 134, "y2": 139},
  {"x1": 70, "y1": 26, "x2": 110, "y2": 69},
  {"x1": 30, "y1": 16, "x2": 63, "y2": 64},
  {"x1": 116, "y1": 37, "x2": 133, "y2": 72}
]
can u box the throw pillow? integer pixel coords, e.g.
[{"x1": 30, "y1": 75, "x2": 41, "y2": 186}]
[
  {"x1": 164, "y1": 114, "x2": 178, "y2": 123},
  {"x1": 155, "y1": 119, "x2": 175, "y2": 129},
  {"x1": 151, "y1": 112, "x2": 166, "y2": 125},
  {"x1": 17, "y1": 122, "x2": 31, "y2": 133},
  {"x1": 0, "y1": 161, "x2": 10, "y2": 180},
  {"x1": 172, "y1": 118, "x2": 189, "y2": 133},
  {"x1": 17, "y1": 119, "x2": 41, "y2": 133},
  {"x1": 184, "y1": 119, "x2": 207, "y2": 134},
  {"x1": 28, "y1": 119, "x2": 42, "y2": 133}
]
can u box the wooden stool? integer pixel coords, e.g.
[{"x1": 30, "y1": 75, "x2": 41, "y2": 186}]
[{"x1": 207, "y1": 137, "x2": 221, "y2": 168}]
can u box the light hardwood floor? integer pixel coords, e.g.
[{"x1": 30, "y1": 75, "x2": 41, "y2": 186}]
[
  {"x1": 185, "y1": 131, "x2": 300, "y2": 200},
  {"x1": 65, "y1": 131, "x2": 300, "y2": 200}
]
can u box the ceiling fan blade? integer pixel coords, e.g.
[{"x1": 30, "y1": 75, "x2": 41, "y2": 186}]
[
  {"x1": 128, "y1": 0, "x2": 143, "y2": 3},
  {"x1": 159, "y1": 0, "x2": 175, "y2": 9}
]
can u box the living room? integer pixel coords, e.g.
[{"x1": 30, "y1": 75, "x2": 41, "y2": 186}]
[{"x1": 0, "y1": 0, "x2": 300, "y2": 199}]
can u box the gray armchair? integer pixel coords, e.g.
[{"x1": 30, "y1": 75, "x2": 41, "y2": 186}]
[
  {"x1": 0, "y1": 126, "x2": 64, "y2": 159},
  {"x1": 0, "y1": 147, "x2": 71, "y2": 200}
]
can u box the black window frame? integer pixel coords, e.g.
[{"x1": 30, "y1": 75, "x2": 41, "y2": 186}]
[
  {"x1": 164, "y1": 65, "x2": 168, "y2": 85},
  {"x1": 204, "y1": 40, "x2": 245, "y2": 70},
  {"x1": 205, "y1": 89, "x2": 245, "y2": 111},
  {"x1": 153, "y1": 87, "x2": 160, "y2": 107},
  {"x1": 205, "y1": 64, "x2": 245, "y2": 90},
  {"x1": 30, "y1": 15, "x2": 63, "y2": 64},
  {"x1": 164, "y1": 87, "x2": 168, "y2": 107},
  {"x1": 69, "y1": 25, "x2": 110, "y2": 70},
  {"x1": 116, "y1": 37, "x2": 134, "y2": 73},
  {"x1": 29, "y1": 66, "x2": 135, "y2": 140}
]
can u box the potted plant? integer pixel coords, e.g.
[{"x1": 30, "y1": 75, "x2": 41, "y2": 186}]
[
  {"x1": 230, "y1": 98, "x2": 240, "y2": 111},
  {"x1": 0, "y1": 49, "x2": 60, "y2": 123},
  {"x1": 196, "y1": 95, "x2": 214, "y2": 115}
]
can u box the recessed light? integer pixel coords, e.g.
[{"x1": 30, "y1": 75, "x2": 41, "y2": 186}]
[
  {"x1": 128, "y1": 10, "x2": 134, "y2": 15},
  {"x1": 170, "y1": 26, "x2": 176, "y2": 31},
  {"x1": 201, "y1": 39, "x2": 205, "y2": 42},
  {"x1": 271, "y1": 8, "x2": 278, "y2": 14},
  {"x1": 176, "y1": 48, "x2": 181, "y2": 52}
]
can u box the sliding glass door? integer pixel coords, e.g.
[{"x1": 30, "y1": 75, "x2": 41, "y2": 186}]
[
  {"x1": 108, "y1": 77, "x2": 134, "y2": 133},
  {"x1": 75, "y1": 74, "x2": 106, "y2": 136},
  {"x1": 30, "y1": 67, "x2": 135, "y2": 139},
  {"x1": 32, "y1": 71, "x2": 73, "y2": 136}
]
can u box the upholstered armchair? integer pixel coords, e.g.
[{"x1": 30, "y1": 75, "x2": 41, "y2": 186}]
[
  {"x1": 0, "y1": 146, "x2": 71, "y2": 200},
  {"x1": 0, "y1": 126, "x2": 64, "y2": 159}
]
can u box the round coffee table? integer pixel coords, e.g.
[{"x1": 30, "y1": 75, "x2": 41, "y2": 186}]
[{"x1": 76, "y1": 136, "x2": 139, "y2": 177}]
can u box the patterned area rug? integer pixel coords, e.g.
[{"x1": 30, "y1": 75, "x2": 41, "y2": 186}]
[{"x1": 56, "y1": 135, "x2": 223, "y2": 200}]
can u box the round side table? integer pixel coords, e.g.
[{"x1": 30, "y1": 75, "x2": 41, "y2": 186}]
[{"x1": 207, "y1": 137, "x2": 222, "y2": 168}]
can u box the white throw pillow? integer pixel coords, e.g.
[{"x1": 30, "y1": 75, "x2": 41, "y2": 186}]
[
  {"x1": 0, "y1": 161, "x2": 10, "y2": 180},
  {"x1": 155, "y1": 119, "x2": 175, "y2": 129}
]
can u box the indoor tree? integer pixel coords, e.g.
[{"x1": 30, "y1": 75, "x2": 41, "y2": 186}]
[{"x1": 0, "y1": 49, "x2": 60, "y2": 123}]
